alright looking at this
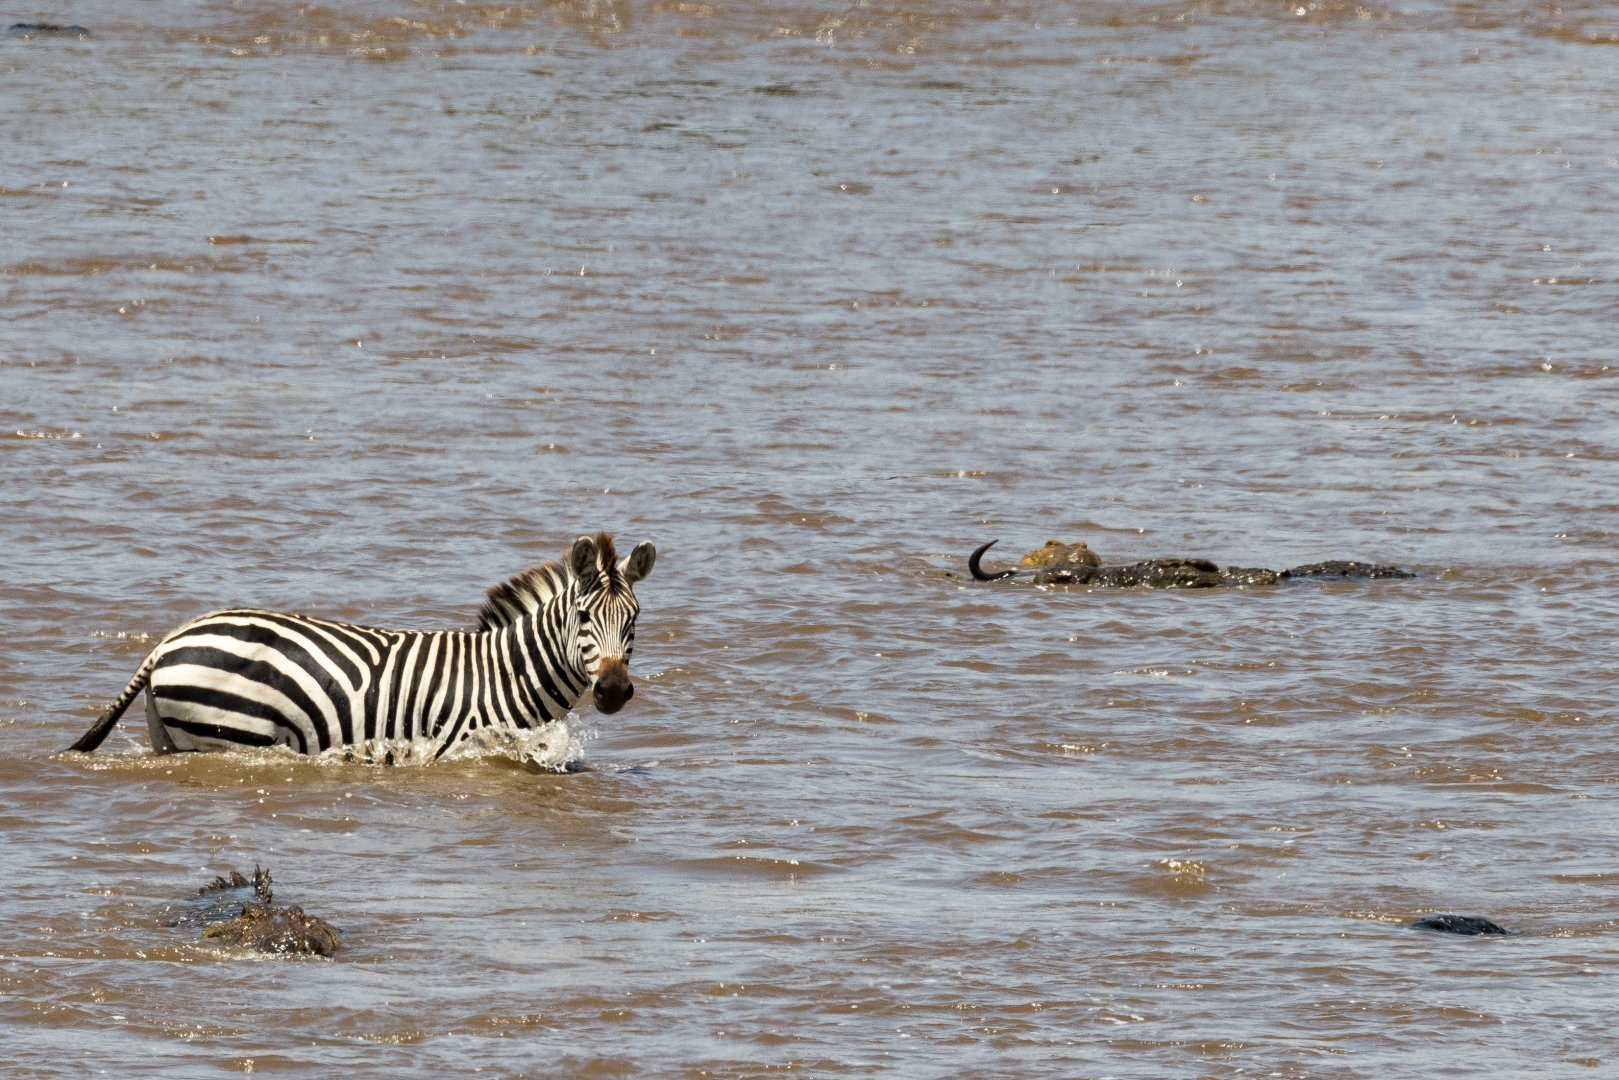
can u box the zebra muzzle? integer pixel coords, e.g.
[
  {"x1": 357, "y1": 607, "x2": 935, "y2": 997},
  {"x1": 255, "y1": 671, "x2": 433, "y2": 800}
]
[{"x1": 592, "y1": 658, "x2": 634, "y2": 715}]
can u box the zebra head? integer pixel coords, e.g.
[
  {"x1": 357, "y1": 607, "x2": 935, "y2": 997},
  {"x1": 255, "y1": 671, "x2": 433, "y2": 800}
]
[{"x1": 568, "y1": 532, "x2": 656, "y2": 715}]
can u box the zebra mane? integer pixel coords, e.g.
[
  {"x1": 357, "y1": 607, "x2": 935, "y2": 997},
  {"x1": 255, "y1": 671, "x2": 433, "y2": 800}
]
[{"x1": 477, "y1": 560, "x2": 570, "y2": 632}]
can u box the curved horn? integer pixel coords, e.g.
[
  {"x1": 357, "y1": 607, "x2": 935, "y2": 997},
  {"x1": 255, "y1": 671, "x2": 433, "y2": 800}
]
[{"x1": 969, "y1": 540, "x2": 1018, "y2": 581}]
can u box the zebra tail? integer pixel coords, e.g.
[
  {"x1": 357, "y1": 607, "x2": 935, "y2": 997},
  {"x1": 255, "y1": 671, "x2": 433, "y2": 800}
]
[{"x1": 68, "y1": 653, "x2": 159, "y2": 753}]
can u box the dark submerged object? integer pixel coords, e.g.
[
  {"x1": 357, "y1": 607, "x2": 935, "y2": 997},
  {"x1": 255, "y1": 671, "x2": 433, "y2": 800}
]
[
  {"x1": 6, "y1": 23, "x2": 91, "y2": 38},
  {"x1": 171, "y1": 866, "x2": 340, "y2": 956},
  {"x1": 1411, "y1": 914, "x2": 1512, "y2": 936},
  {"x1": 967, "y1": 540, "x2": 1411, "y2": 588},
  {"x1": 1283, "y1": 560, "x2": 1413, "y2": 580}
]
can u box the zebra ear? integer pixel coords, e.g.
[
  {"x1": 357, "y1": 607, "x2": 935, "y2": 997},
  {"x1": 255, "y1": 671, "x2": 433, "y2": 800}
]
[
  {"x1": 620, "y1": 541, "x2": 655, "y2": 583},
  {"x1": 569, "y1": 535, "x2": 599, "y2": 578}
]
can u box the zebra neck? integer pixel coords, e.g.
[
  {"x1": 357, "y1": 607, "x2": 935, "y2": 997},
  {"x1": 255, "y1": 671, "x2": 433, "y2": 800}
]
[{"x1": 522, "y1": 592, "x2": 590, "y2": 718}]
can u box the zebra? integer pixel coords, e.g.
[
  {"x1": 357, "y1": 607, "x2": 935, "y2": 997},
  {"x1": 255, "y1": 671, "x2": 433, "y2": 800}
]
[{"x1": 66, "y1": 532, "x2": 655, "y2": 759}]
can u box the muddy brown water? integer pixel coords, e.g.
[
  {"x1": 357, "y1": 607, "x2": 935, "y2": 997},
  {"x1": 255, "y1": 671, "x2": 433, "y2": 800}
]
[{"x1": 3, "y1": 2, "x2": 1618, "y2": 1076}]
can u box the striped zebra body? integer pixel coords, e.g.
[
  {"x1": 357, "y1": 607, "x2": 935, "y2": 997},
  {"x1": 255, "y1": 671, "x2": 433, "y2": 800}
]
[{"x1": 68, "y1": 533, "x2": 655, "y2": 758}]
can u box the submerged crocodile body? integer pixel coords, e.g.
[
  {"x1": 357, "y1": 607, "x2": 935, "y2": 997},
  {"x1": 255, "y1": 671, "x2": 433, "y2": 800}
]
[
  {"x1": 6, "y1": 23, "x2": 91, "y2": 38},
  {"x1": 968, "y1": 540, "x2": 1412, "y2": 588},
  {"x1": 165, "y1": 866, "x2": 341, "y2": 956},
  {"x1": 204, "y1": 901, "x2": 341, "y2": 956},
  {"x1": 1410, "y1": 914, "x2": 1512, "y2": 936}
]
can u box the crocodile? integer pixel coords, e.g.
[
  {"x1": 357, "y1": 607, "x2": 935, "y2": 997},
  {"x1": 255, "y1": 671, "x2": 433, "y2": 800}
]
[
  {"x1": 6, "y1": 23, "x2": 91, "y2": 38},
  {"x1": 164, "y1": 866, "x2": 341, "y2": 956},
  {"x1": 204, "y1": 901, "x2": 341, "y2": 956},
  {"x1": 968, "y1": 539, "x2": 1411, "y2": 588}
]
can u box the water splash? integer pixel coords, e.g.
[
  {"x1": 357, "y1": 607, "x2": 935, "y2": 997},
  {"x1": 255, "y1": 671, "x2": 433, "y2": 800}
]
[
  {"x1": 440, "y1": 718, "x2": 589, "y2": 771},
  {"x1": 68, "y1": 719, "x2": 590, "y2": 771},
  {"x1": 312, "y1": 716, "x2": 590, "y2": 770}
]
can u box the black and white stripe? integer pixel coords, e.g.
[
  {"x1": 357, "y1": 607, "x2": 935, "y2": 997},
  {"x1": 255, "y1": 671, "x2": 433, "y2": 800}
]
[{"x1": 67, "y1": 533, "x2": 655, "y2": 758}]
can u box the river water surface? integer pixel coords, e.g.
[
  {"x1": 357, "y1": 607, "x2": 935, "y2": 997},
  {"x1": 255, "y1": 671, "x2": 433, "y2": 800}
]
[{"x1": 3, "y1": 1, "x2": 1618, "y2": 1076}]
